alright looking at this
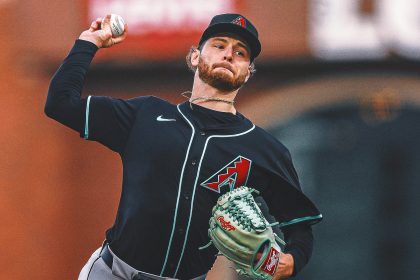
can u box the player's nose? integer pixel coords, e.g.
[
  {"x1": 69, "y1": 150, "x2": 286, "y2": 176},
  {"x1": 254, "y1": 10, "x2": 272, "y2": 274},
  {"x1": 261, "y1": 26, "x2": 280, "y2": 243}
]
[{"x1": 222, "y1": 45, "x2": 234, "y2": 62}]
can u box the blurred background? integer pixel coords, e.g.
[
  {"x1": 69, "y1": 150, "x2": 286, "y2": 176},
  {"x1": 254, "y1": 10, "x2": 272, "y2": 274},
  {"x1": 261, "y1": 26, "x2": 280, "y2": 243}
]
[{"x1": 1, "y1": 0, "x2": 420, "y2": 279}]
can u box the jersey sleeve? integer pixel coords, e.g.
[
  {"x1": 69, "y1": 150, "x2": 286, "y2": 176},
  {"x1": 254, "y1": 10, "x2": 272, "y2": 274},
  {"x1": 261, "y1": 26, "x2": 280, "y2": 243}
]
[
  {"x1": 82, "y1": 95, "x2": 150, "y2": 153},
  {"x1": 259, "y1": 145, "x2": 323, "y2": 228}
]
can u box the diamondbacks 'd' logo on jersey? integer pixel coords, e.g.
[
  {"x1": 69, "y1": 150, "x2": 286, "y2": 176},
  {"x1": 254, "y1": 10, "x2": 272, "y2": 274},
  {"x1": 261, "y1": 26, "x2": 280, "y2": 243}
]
[{"x1": 201, "y1": 156, "x2": 252, "y2": 193}]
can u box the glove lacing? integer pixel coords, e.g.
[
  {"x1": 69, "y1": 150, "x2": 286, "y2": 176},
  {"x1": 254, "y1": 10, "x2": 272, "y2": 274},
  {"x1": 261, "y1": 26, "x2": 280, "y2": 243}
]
[
  {"x1": 199, "y1": 187, "x2": 285, "y2": 250},
  {"x1": 228, "y1": 190, "x2": 267, "y2": 232}
]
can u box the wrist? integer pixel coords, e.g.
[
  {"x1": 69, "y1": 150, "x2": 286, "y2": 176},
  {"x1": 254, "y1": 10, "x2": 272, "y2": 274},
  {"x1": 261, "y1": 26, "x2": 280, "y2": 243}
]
[
  {"x1": 78, "y1": 33, "x2": 102, "y2": 48},
  {"x1": 273, "y1": 253, "x2": 294, "y2": 279}
]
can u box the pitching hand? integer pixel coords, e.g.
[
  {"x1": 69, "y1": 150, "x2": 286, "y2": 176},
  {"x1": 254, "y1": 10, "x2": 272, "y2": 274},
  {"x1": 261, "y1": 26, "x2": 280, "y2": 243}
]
[{"x1": 79, "y1": 14, "x2": 128, "y2": 48}]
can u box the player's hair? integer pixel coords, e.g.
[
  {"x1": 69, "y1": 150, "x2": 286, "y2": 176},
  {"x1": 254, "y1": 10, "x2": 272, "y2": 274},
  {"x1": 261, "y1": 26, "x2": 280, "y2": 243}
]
[{"x1": 185, "y1": 46, "x2": 256, "y2": 77}]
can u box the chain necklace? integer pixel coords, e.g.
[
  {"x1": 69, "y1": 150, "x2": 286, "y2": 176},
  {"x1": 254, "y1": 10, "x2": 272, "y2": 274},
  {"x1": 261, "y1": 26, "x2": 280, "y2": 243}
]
[{"x1": 181, "y1": 91, "x2": 235, "y2": 109}]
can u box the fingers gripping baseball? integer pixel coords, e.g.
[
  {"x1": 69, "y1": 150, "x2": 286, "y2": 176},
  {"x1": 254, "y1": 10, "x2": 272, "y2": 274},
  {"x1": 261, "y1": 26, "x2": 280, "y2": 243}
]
[
  {"x1": 79, "y1": 14, "x2": 127, "y2": 48},
  {"x1": 88, "y1": 18, "x2": 102, "y2": 32}
]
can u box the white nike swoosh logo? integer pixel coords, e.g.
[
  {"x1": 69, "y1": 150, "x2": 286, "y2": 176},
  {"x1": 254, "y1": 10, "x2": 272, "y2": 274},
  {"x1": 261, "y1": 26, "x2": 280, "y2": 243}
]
[{"x1": 157, "y1": 115, "x2": 176, "y2": 122}]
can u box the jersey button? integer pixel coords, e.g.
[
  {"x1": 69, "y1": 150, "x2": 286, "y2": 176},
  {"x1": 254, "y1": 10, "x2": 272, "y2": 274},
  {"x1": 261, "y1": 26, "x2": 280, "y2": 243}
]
[
  {"x1": 200, "y1": 131, "x2": 206, "y2": 136},
  {"x1": 191, "y1": 160, "x2": 197, "y2": 165},
  {"x1": 184, "y1": 194, "x2": 190, "y2": 200},
  {"x1": 178, "y1": 228, "x2": 184, "y2": 234}
]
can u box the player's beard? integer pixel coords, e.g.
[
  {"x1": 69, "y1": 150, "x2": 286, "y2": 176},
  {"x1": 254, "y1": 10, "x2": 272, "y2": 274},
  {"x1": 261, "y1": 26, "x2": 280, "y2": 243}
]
[{"x1": 197, "y1": 57, "x2": 248, "y2": 92}]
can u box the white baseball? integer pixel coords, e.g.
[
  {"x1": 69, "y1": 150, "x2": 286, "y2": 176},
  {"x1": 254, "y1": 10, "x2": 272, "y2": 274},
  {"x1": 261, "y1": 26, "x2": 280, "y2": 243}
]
[{"x1": 108, "y1": 14, "x2": 125, "y2": 38}]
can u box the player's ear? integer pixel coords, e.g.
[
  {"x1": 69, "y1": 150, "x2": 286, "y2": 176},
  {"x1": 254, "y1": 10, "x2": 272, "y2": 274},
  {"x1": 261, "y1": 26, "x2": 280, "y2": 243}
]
[
  {"x1": 244, "y1": 65, "x2": 251, "y2": 83},
  {"x1": 191, "y1": 48, "x2": 200, "y2": 67}
]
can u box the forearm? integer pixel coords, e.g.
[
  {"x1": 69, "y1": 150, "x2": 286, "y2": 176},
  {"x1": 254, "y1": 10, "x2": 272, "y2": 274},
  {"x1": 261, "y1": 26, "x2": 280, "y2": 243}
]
[{"x1": 45, "y1": 39, "x2": 98, "y2": 131}]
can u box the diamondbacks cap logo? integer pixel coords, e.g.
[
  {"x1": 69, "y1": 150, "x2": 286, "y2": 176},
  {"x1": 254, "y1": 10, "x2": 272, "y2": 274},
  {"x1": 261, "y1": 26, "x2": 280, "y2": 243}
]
[
  {"x1": 232, "y1": 16, "x2": 246, "y2": 28},
  {"x1": 260, "y1": 247, "x2": 280, "y2": 276},
  {"x1": 201, "y1": 156, "x2": 252, "y2": 193}
]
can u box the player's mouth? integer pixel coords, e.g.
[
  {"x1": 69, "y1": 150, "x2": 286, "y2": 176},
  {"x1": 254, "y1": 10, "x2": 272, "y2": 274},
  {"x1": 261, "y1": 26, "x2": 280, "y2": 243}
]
[{"x1": 213, "y1": 63, "x2": 234, "y2": 75}]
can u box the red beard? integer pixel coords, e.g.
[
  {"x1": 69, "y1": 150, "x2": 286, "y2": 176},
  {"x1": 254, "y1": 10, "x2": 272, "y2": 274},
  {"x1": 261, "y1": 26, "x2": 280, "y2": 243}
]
[{"x1": 197, "y1": 57, "x2": 248, "y2": 92}]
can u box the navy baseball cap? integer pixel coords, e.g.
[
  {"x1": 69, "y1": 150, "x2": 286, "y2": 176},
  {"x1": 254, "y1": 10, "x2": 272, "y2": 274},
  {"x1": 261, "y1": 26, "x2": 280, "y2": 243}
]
[{"x1": 198, "y1": 13, "x2": 261, "y2": 61}]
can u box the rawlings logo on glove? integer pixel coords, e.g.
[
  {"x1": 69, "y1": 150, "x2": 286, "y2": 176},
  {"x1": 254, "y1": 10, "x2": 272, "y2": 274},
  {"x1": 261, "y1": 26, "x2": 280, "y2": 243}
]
[
  {"x1": 217, "y1": 216, "x2": 236, "y2": 231},
  {"x1": 261, "y1": 247, "x2": 281, "y2": 275},
  {"x1": 200, "y1": 186, "x2": 285, "y2": 280}
]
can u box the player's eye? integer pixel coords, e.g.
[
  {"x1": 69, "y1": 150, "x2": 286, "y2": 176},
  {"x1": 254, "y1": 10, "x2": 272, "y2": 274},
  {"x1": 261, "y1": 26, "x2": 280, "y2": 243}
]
[
  {"x1": 235, "y1": 50, "x2": 244, "y2": 57},
  {"x1": 214, "y1": 44, "x2": 224, "y2": 49}
]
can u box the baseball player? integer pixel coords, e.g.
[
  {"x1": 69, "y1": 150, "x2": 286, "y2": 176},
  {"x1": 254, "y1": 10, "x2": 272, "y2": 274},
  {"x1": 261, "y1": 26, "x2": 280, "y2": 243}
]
[{"x1": 45, "y1": 13, "x2": 322, "y2": 280}]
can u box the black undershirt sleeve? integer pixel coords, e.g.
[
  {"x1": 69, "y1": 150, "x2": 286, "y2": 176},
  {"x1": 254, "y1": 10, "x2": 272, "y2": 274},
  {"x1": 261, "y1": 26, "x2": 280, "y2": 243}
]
[
  {"x1": 45, "y1": 39, "x2": 99, "y2": 132},
  {"x1": 282, "y1": 223, "x2": 314, "y2": 277},
  {"x1": 257, "y1": 197, "x2": 315, "y2": 277}
]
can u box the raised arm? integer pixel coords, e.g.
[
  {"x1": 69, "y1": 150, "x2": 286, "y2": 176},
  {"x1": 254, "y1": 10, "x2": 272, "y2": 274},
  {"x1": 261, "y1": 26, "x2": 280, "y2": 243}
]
[{"x1": 44, "y1": 15, "x2": 128, "y2": 131}]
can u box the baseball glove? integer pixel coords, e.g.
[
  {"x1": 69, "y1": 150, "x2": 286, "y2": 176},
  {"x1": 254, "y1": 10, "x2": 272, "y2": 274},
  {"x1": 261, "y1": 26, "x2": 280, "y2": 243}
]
[{"x1": 201, "y1": 186, "x2": 285, "y2": 280}]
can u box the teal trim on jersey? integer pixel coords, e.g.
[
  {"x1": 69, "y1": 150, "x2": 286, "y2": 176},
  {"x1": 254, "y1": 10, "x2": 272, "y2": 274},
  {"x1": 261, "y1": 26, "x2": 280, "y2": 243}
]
[
  {"x1": 278, "y1": 214, "x2": 323, "y2": 228},
  {"x1": 174, "y1": 123, "x2": 256, "y2": 277},
  {"x1": 83, "y1": 95, "x2": 92, "y2": 139},
  {"x1": 160, "y1": 105, "x2": 196, "y2": 276}
]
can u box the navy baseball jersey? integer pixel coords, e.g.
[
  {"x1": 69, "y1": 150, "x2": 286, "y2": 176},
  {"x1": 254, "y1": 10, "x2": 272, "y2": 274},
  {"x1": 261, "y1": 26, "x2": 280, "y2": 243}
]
[{"x1": 45, "y1": 40, "x2": 322, "y2": 279}]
